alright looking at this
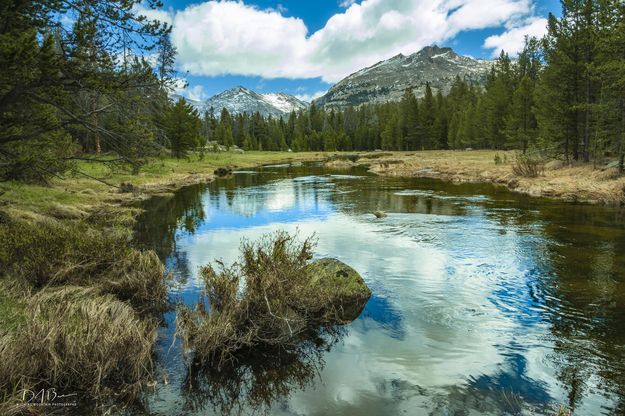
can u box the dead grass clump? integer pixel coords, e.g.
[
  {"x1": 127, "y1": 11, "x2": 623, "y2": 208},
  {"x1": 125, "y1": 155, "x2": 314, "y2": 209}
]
[
  {"x1": 594, "y1": 167, "x2": 622, "y2": 181},
  {"x1": 512, "y1": 152, "x2": 545, "y2": 178},
  {"x1": 325, "y1": 159, "x2": 356, "y2": 170},
  {"x1": 87, "y1": 205, "x2": 141, "y2": 228},
  {"x1": 0, "y1": 287, "x2": 157, "y2": 405},
  {"x1": 177, "y1": 232, "x2": 368, "y2": 368},
  {"x1": 0, "y1": 217, "x2": 166, "y2": 310},
  {"x1": 101, "y1": 249, "x2": 167, "y2": 311},
  {"x1": 47, "y1": 203, "x2": 88, "y2": 220}
]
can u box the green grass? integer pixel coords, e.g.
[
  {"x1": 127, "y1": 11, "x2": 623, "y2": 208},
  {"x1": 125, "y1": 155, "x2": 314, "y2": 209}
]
[
  {"x1": 0, "y1": 151, "x2": 325, "y2": 214},
  {"x1": 0, "y1": 290, "x2": 26, "y2": 334},
  {"x1": 0, "y1": 150, "x2": 330, "y2": 407}
]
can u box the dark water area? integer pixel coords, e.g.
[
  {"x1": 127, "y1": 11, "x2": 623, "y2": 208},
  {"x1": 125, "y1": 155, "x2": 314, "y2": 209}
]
[{"x1": 134, "y1": 163, "x2": 625, "y2": 415}]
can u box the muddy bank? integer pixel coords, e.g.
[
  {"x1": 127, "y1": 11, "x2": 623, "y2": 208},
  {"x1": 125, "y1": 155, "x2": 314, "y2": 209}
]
[{"x1": 351, "y1": 151, "x2": 625, "y2": 205}]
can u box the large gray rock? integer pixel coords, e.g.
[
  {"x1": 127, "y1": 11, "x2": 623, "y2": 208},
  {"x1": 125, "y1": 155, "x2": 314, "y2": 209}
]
[{"x1": 306, "y1": 258, "x2": 371, "y2": 322}]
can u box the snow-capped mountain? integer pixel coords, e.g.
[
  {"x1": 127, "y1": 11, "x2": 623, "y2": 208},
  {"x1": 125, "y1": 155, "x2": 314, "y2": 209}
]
[
  {"x1": 314, "y1": 46, "x2": 493, "y2": 109},
  {"x1": 170, "y1": 94, "x2": 206, "y2": 113},
  {"x1": 176, "y1": 87, "x2": 309, "y2": 118}
]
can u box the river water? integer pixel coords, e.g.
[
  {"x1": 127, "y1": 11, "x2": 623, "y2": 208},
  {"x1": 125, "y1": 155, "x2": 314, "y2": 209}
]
[{"x1": 135, "y1": 163, "x2": 625, "y2": 415}]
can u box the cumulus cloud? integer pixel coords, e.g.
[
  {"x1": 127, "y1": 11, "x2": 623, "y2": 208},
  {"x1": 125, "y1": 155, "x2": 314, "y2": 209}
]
[
  {"x1": 152, "y1": 0, "x2": 545, "y2": 83},
  {"x1": 483, "y1": 17, "x2": 548, "y2": 56},
  {"x1": 186, "y1": 85, "x2": 207, "y2": 101}
]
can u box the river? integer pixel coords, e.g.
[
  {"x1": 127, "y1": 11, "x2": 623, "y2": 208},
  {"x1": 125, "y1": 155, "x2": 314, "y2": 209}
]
[{"x1": 135, "y1": 162, "x2": 625, "y2": 415}]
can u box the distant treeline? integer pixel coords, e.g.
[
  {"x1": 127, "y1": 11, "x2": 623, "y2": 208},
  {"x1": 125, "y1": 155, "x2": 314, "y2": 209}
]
[
  {"x1": 203, "y1": 1, "x2": 624, "y2": 172},
  {"x1": 1, "y1": 0, "x2": 624, "y2": 184}
]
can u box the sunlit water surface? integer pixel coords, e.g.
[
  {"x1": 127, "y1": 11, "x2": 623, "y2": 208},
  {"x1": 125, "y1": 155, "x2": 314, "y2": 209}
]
[{"x1": 135, "y1": 163, "x2": 625, "y2": 415}]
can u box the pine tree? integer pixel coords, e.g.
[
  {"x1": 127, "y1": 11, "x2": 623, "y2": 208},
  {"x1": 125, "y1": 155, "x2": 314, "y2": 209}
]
[
  {"x1": 420, "y1": 83, "x2": 436, "y2": 147},
  {"x1": 163, "y1": 98, "x2": 201, "y2": 158},
  {"x1": 156, "y1": 33, "x2": 177, "y2": 88},
  {"x1": 399, "y1": 90, "x2": 420, "y2": 150},
  {"x1": 381, "y1": 114, "x2": 400, "y2": 150},
  {"x1": 536, "y1": 2, "x2": 598, "y2": 162},
  {"x1": 595, "y1": 0, "x2": 625, "y2": 172},
  {"x1": 506, "y1": 75, "x2": 538, "y2": 151}
]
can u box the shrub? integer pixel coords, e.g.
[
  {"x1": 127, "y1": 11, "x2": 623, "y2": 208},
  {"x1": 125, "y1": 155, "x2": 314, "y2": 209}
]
[
  {"x1": 177, "y1": 231, "x2": 369, "y2": 368},
  {"x1": 512, "y1": 152, "x2": 545, "y2": 178},
  {"x1": 0, "y1": 217, "x2": 166, "y2": 310}
]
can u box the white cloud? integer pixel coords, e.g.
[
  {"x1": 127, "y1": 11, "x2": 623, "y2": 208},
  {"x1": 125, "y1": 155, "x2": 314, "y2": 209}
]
[
  {"x1": 295, "y1": 90, "x2": 328, "y2": 103},
  {"x1": 339, "y1": 0, "x2": 358, "y2": 7},
  {"x1": 483, "y1": 17, "x2": 548, "y2": 57},
  {"x1": 157, "y1": 0, "x2": 543, "y2": 83},
  {"x1": 171, "y1": 78, "x2": 187, "y2": 92},
  {"x1": 186, "y1": 85, "x2": 207, "y2": 101}
]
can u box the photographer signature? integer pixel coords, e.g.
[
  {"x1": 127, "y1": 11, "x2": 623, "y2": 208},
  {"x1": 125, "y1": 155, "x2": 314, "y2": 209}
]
[{"x1": 21, "y1": 388, "x2": 78, "y2": 407}]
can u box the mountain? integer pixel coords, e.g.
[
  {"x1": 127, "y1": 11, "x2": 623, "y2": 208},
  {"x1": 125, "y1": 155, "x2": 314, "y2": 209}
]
[
  {"x1": 314, "y1": 46, "x2": 493, "y2": 109},
  {"x1": 170, "y1": 94, "x2": 206, "y2": 113},
  {"x1": 175, "y1": 87, "x2": 309, "y2": 118}
]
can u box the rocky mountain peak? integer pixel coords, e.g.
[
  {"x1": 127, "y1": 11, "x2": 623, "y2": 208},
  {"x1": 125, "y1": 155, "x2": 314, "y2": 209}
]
[
  {"x1": 314, "y1": 45, "x2": 493, "y2": 109},
  {"x1": 174, "y1": 87, "x2": 309, "y2": 119}
]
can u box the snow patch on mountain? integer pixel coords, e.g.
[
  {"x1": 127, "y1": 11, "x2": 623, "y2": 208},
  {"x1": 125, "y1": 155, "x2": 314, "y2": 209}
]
[
  {"x1": 315, "y1": 45, "x2": 493, "y2": 109},
  {"x1": 174, "y1": 87, "x2": 309, "y2": 118}
]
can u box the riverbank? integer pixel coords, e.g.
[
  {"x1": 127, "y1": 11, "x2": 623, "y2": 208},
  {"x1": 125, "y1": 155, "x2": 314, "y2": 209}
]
[
  {"x1": 351, "y1": 150, "x2": 625, "y2": 205},
  {"x1": 0, "y1": 151, "x2": 326, "y2": 218},
  {"x1": 0, "y1": 151, "x2": 326, "y2": 413}
]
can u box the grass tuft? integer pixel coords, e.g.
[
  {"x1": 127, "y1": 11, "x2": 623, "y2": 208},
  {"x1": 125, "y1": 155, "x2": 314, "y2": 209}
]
[
  {"x1": 0, "y1": 287, "x2": 157, "y2": 405},
  {"x1": 0, "y1": 217, "x2": 166, "y2": 310},
  {"x1": 177, "y1": 231, "x2": 370, "y2": 368}
]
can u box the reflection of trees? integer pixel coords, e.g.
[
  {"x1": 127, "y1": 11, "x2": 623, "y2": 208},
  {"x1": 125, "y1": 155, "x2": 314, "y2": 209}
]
[
  {"x1": 135, "y1": 184, "x2": 208, "y2": 260},
  {"x1": 135, "y1": 163, "x2": 625, "y2": 413},
  {"x1": 180, "y1": 327, "x2": 346, "y2": 415},
  {"x1": 530, "y1": 206, "x2": 625, "y2": 413}
]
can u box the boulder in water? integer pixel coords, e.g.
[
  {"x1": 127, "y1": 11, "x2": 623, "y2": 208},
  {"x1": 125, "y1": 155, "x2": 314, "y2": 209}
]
[
  {"x1": 305, "y1": 258, "x2": 371, "y2": 322},
  {"x1": 373, "y1": 211, "x2": 387, "y2": 219}
]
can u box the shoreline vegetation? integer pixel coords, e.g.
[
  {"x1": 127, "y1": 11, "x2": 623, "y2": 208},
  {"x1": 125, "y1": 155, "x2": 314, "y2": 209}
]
[
  {"x1": 0, "y1": 151, "x2": 324, "y2": 414},
  {"x1": 351, "y1": 150, "x2": 625, "y2": 205},
  {"x1": 0, "y1": 149, "x2": 621, "y2": 412}
]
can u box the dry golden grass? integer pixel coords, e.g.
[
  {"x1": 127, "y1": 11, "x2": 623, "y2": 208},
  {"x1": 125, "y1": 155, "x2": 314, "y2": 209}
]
[
  {"x1": 0, "y1": 213, "x2": 167, "y2": 410},
  {"x1": 0, "y1": 287, "x2": 157, "y2": 409},
  {"x1": 362, "y1": 150, "x2": 625, "y2": 205},
  {"x1": 0, "y1": 217, "x2": 166, "y2": 309}
]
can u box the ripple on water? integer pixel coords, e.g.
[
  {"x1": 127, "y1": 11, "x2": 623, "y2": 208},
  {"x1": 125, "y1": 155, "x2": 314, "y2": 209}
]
[{"x1": 133, "y1": 163, "x2": 625, "y2": 416}]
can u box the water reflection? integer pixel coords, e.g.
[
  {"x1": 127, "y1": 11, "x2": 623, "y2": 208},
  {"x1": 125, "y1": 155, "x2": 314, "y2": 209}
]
[
  {"x1": 181, "y1": 328, "x2": 345, "y2": 416},
  {"x1": 135, "y1": 164, "x2": 625, "y2": 415}
]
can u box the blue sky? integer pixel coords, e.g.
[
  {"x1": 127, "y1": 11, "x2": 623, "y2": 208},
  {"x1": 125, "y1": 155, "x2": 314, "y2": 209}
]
[{"x1": 142, "y1": 0, "x2": 561, "y2": 102}]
